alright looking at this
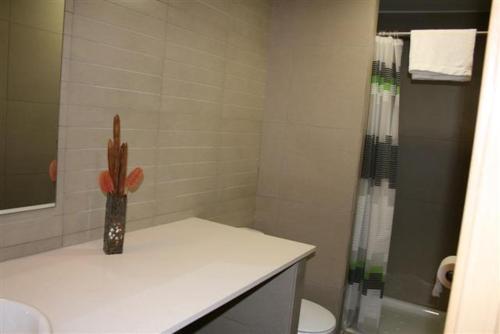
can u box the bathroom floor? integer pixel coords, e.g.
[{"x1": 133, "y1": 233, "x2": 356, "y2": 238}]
[{"x1": 379, "y1": 298, "x2": 445, "y2": 334}]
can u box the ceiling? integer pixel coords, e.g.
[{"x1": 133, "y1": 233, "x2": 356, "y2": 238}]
[{"x1": 379, "y1": 0, "x2": 492, "y2": 12}]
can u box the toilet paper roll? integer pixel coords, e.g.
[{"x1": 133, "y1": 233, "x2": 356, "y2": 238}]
[
  {"x1": 432, "y1": 256, "x2": 456, "y2": 297},
  {"x1": 436, "y1": 256, "x2": 456, "y2": 288}
]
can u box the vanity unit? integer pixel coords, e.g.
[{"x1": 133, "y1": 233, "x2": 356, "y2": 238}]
[{"x1": 0, "y1": 218, "x2": 315, "y2": 333}]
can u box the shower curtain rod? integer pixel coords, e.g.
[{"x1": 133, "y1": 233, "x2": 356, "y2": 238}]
[{"x1": 377, "y1": 31, "x2": 488, "y2": 37}]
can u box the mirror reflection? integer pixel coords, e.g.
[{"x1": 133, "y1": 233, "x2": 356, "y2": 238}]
[{"x1": 0, "y1": 0, "x2": 65, "y2": 212}]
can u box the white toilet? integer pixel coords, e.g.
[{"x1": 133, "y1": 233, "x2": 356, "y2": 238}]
[
  {"x1": 239, "y1": 227, "x2": 337, "y2": 334},
  {"x1": 298, "y1": 299, "x2": 336, "y2": 334}
]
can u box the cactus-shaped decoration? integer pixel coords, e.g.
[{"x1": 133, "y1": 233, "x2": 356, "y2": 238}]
[{"x1": 99, "y1": 115, "x2": 144, "y2": 254}]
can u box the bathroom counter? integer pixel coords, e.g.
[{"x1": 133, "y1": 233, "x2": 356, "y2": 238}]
[{"x1": 0, "y1": 218, "x2": 315, "y2": 333}]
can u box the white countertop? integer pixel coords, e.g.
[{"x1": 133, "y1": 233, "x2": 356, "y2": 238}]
[{"x1": 0, "y1": 218, "x2": 315, "y2": 333}]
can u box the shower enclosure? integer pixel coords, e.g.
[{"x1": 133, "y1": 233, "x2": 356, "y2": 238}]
[{"x1": 341, "y1": 0, "x2": 491, "y2": 333}]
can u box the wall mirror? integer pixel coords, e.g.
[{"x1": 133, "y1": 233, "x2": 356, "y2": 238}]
[{"x1": 0, "y1": 0, "x2": 65, "y2": 214}]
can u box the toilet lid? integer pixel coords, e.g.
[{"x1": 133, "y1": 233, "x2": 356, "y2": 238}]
[{"x1": 298, "y1": 299, "x2": 336, "y2": 333}]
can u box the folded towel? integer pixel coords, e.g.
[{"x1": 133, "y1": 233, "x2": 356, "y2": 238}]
[{"x1": 409, "y1": 29, "x2": 477, "y2": 81}]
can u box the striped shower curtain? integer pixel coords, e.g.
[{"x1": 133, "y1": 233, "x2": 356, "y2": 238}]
[{"x1": 341, "y1": 36, "x2": 403, "y2": 334}]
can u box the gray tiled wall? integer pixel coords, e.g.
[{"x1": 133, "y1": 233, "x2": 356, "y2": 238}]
[
  {"x1": 0, "y1": 0, "x2": 270, "y2": 261},
  {"x1": 254, "y1": 0, "x2": 379, "y2": 317}
]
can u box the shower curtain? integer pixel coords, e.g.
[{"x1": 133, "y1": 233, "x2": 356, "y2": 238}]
[{"x1": 341, "y1": 36, "x2": 403, "y2": 334}]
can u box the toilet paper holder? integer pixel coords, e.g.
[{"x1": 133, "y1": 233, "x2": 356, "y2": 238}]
[{"x1": 445, "y1": 270, "x2": 453, "y2": 282}]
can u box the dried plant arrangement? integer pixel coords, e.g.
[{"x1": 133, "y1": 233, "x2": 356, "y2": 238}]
[{"x1": 99, "y1": 115, "x2": 144, "y2": 254}]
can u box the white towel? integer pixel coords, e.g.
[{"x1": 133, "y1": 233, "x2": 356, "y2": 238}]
[{"x1": 409, "y1": 29, "x2": 477, "y2": 81}]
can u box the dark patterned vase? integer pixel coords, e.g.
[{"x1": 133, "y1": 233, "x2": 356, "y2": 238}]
[{"x1": 103, "y1": 194, "x2": 127, "y2": 254}]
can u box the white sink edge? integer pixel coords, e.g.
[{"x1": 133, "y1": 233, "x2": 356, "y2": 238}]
[{"x1": 0, "y1": 298, "x2": 52, "y2": 334}]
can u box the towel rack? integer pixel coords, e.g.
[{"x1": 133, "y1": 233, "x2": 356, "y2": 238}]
[{"x1": 377, "y1": 31, "x2": 488, "y2": 37}]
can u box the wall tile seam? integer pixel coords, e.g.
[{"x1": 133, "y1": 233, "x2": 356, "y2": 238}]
[
  {"x1": 195, "y1": 0, "x2": 272, "y2": 23},
  {"x1": 63, "y1": 80, "x2": 163, "y2": 97},
  {"x1": 0, "y1": 236, "x2": 62, "y2": 260},
  {"x1": 148, "y1": 3, "x2": 172, "y2": 225},
  {"x1": 254, "y1": 195, "x2": 357, "y2": 211},
  {"x1": 157, "y1": 129, "x2": 261, "y2": 135},
  {"x1": 68, "y1": 59, "x2": 163, "y2": 79},
  {"x1": 262, "y1": 118, "x2": 366, "y2": 133},
  {"x1": 3, "y1": 20, "x2": 64, "y2": 36},
  {"x1": 76, "y1": 1, "x2": 165, "y2": 38},
  {"x1": 72, "y1": 11, "x2": 166, "y2": 42},
  {"x1": 70, "y1": 34, "x2": 164, "y2": 61},
  {"x1": 168, "y1": 4, "x2": 266, "y2": 31},
  {"x1": 156, "y1": 187, "x2": 233, "y2": 199},
  {"x1": 164, "y1": 22, "x2": 229, "y2": 46},
  {"x1": 223, "y1": 89, "x2": 267, "y2": 99},
  {"x1": 163, "y1": 77, "x2": 227, "y2": 90},
  {"x1": 164, "y1": 39, "x2": 229, "y2": 61},
  {"x1": 163, "y1": 58, "x2": 227, "y2": 76},
  {"x1": 63, "y1": 143, "x2": 162, "y2": 150},
  {"x1": 225, "y1": 38, "x2": 270, "y2": 57},
  {"x1": 157, "y1": 173, "x2": 257, "y2": 183},
  {"x1": 194, "y1": 0, "x2": 231, "y2": 16},
  {"x1": 0, "y1": 238, "x2": 62, "y2": 255},
  {"x1": 282, "y1": 40, "x2": 374, "y2": 49},
  {"x1": 221, "y1": 105, "x2": 264, "y2": 113},
  {"x1": 54, "y1": 6, "x2": 76, "y2": 239},
  {"x1": 163, "y1": 77, "x2": 266, "y2": 97},
  {"x1": 62, "y1": 127, "x2": 163, "y2": 134},
  {"x1": 159, "y1": 94, "x2": 223, "y2": 105},
  {"x1": 1, "y1": 221, "x2": 63, "y2": 247},
  {"x1": 104, "y1": 0, "x2": 168, "y2": 21},
  {"x1": 62, "y1": 123, "x2": 159, "y2": 130},
  {"x1": 230, "y1": 15, "x2": 271, "y2": 32},
  {"x1": 164, "y1": 41, "x2": 268, "y2": 75},
  {"x1": 59, "y1": 104, "x2": 160, "y2": 115},
  {"x1": 226, "y1": 67, "x2": 268, "y2": 83},
  {"x1": 162, "y1": 62, "x2": 266, "y2": 85}
]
